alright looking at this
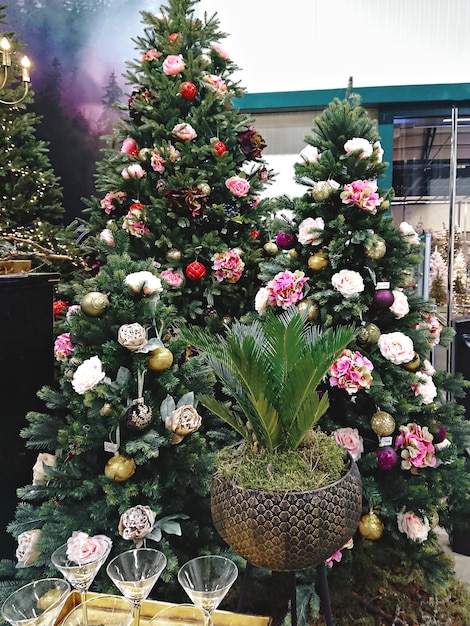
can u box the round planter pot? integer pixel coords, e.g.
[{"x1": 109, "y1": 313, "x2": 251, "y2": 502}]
[{"x1": 211, "y1": 457, "x2": 362, "y2": 572}]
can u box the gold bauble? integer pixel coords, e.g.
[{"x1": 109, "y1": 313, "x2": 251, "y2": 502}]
[
  {"x1": 379, "y1": 199, "x2": 390, "y2": 212},
  {"x1": 197, "y1": 182, "x2": 211, "y2": 196},
  {"x1": 358, "y1": 323, "x2": 381, "y2": 344},
  {"x1": 148, "y1": 347, "x2": 174, "y2": 371},
  {"x1": 370, "y1": 410, "x2": 396, "y2": 437},
  {"x1": 358, "y1": 512, "x2": 384, "y2": 540},
  {"x1": 221, "y1": 316, "x2": 232, "y2": 325},
  {"x1": 100, "y1": 403, "x2": 113, "y2": 417},
  {"x1": 402, "y1": 352, "x2": 420, "y2": 372},
  {"x1": 263, "y1": 242, "x2": 278, "y2": 256},
  {"x1": 166, "y1": 248, "x2": 182, "y2": 262},
  {"x1": 138, "y1": 148, "x2": 151, "y2": 161},
  {"x1": 297, "y1": 299, "x2": 319, "y2": 321},
  {"x1": 311, "y1": 180, "x2": 333, "y2": 202},
  {"x1": 430, "y1": 510, "x2": 439, "y2": 529},
  {"x1": 398, "y1": 270, "x2": 415, "y2": 288},
  {"x1": 307, "y1": 251, "x2": 329, "y2": 271},
  {"x1": 104, "y1": 454, "x2": 136, "y2": 482},
  {"x1": 364, "y1": 236, "x2": 387, "y2": 260},
  {"x1": 80, "y1": 292, "x2": 110, "y2": 318},
  {"x1": 288, "y1": 249, "x2": 298, "y2": 258}
]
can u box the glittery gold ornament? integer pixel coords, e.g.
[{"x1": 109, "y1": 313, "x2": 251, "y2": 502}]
[
  {"x1": 402, "y1": 352, "x2": 420, "y2": 372},
  {"x1": 197, "y1": 182, "x2": 211, "y2": 196},
  {"x1": 104, "y1": 454, "x2": 136, "y2": 482},
  {"x1": 398, "y1": 270, "x2": 415, "y2": 288},
  {"x1": 364, "y1": 235, "x2": 386, "y2": 260},
  {"x1": 148, "y1": 347, "x2": 174, "y2": 371},
  {"x1": 430, "y1": 510, "x2": 439, "y2": 529},
  {"x1": 297, "y1": 299, "x2": 319, "y2": 321},
  {"x1": 311, "y1": 180, "x2": 333, "y2": 202},
  {"x1": 357, "y1": 323, "x2": 381, "y2": 344},
  {"x1": 308, "y1": 251, "x2": 329, "y2": 271},
  {"x1": 138, "y1": 148, "x2": 151, "y2": 161},
  {"x1": 80, "y1": 292, "x2": 110, "y2": 318},
  {"x1": 358, "y1": 512, "x2": 384, "y2": 540},
  {"x1": 371, "y1": 410, "x2": 396, "y2": 437},
  {"x1": 288, "y1": 249, "x2": 298, "y2": 258},
  {"x1": 379, "y1": 199, "x2": 390, "y2": 212},
  {"x1": 166, "y1": 248, "x2": 182, "y2": 263},
  {"x1": 263, "y1": 242, "x2": 278, "y2": 256},
  {"x1": 100, "y1": 403, "x2": 113, "y2": 417}
]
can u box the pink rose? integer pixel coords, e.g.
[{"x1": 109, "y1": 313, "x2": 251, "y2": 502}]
[
  {"x1": 16, "y1": 530, "x2": 42, "y2": 567},
  {"x1": 297, "y1": 217, "x2": 324, "y2": 245},
  {"x1": 54, "y1": 333, "x2": 74, "y2": 361},
  {"x1": 141, "y1": 49, "x2": 161, "y2": 62},
  {"x1": 162, "y1": 54, "x2": 185, "y2": 75},
  {"x1": 210, "y1": 42, "x2": 229, "y2": 59},
  {"x1": 203, "y1": 74, "x2": 228, "y2": 95},
  {"x1": 161, "y1": 268, "x2": 184, "y2": 288},
  {"x1": 121, "y1": 137, "x2": 139, "y2": 156},
  {"x1": 172, "y1": 123, "x2": 197, "y2": 141},
  {"x1": 121, "y1": 164, "x2": 145, "y2": 179},
  {"x1": 71, "y1": 356, "x2": 106, "y2": 395},
  {"x1": 225, "y1": 176, "x2": 250, "y2": 198},
  {"x1": 333, "y1": 427, "x2": 364, "y2": 461},
  {"x1": 413, "y1": 371, "x2": 437, "y2": 404},
  {"x1": 299, "y1": 145, "x2": 319, "y2": 164},
  {"x1": 66, "y1": 531, "x2": 112, "y2": 565},
  {"x1": 331, "y1": 269, "x2": 364, "y2": 298},
  {"x1": 100, "y1": 228, "x2": 115, "y2": 246},
  {"x1": 396, "y1": 511, "x2": 430, "y2": 543},
  {"x1": 390, "y1": 289, "x2": 409, "y2": 319},
  {"x1": 377, "y1": 332, "x2": 414, "y2": 365},
  {"x1": 344, "y1": 137, "x2": 373, "y2": 159}
]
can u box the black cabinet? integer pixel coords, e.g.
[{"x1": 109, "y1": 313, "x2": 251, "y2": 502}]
[
  {"x1": 452, "y1": 317, "x2": 470, "y2": 419},
  {"x1": 0, "y1": 273, "x2": 59, "y2": 559}
]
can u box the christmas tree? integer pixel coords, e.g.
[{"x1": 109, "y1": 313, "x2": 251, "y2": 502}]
[
  {"x1": 254, "y1": 85, "x2": 470, "y2": 623},
  {"x1": 0, "y1": 0, "x2": 272, "y2": 606},
  {"x1": 429, "y1": 247, "x2": 448, "y2": 306},
  {"x1": 81, "y1": 0, "x2": 273, "y2": 330},
  {"x1": 0, "y1": 7, "x2": 77, "y2": 275}
]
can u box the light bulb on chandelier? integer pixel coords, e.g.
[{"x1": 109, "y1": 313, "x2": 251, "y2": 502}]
[{"x1": 0, "y1": 36, "x2": 31, "y2": 106}]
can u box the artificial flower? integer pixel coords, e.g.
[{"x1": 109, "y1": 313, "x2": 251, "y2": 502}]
[
  {"x1": 16, "y1": 530, "x2": 42, "y2": 567},
  {"x1": 299, "y1": 144, "x2": 319, "y2": 164},
  {"x1": 172, "y1": 123, "x2": 197, "y2": 141},
  {"x1": 210, "y1": 42, "x2": 229, "y2": 59},
  {"x1": 261, "y1": 270, "x2": 308, "y2": 310},
  {"x1": 141, "y1": 49, "x2": 161, "y2": 62},
  {"x1": 122, "y1": 202, "x2": 149, "y2": 237},
  {"x1": 54, "y1": 333, "x2": 74, "y2": 361},
  {"x1": 119, "y1": 505, "x2": 156, "y2": 546},
  {"x1": 121, "y1": 164, "x2": 146, "y2": 179},
  {"x1": 121, "y1": 137, "x2": 139, "y2": 156},
  {"x1": 71, "y1": 356, "x2": 106, "y2": 395},
  {"x1": 254, "y1": 287, "x2": 270, "y2": 314},
  {"x1": 333, "y1": 428, "x2": 364, "y2": 460},
  {"x1": 325, "y1": 538, "x2": 354, "y2": 567},
  {"x1": 395, "y1": 422, "x2": 436, "y2": 471},
  {"x1": 66, "y1": 531, "x2": 112, "y2": 564},
  {"x1": 165, "y1": 404, "x2": 202, "y2": 444},
  {"x1": 225, "y1": 175, "x2": 250, "y2": 197},
  {"x1": 118, "y1": 323, "x2": 148, "y2": 352},
  {"x1": 297, "y1": 216, "x2": 324, "y2": 246},
  {"x1": 397, "y1": 511, "x2": 430, "y2": 542},
  {"x1": 237, "y1": 125, "x2": 266, "y2": 159},
  {"x1": 162, "y1": 54, "x2": 185, "y2": 75},
  {"x1": 32, "y1": 453, "x2": 56, "y2": 485},
  {"x1": 203, "y1": 74, "x2": 228, "y2": 95},
  {"x1": 212, "y1": 250, "x2": 245, "y2": 283},
  {"x1": 377, "y1": 332, "x2": 414, "y2": 365},
  {"x1": 418, "y1": 313, "x2": 442, "y2": 347},
  {"x1": 331, "y1": 269, "x2": 365, "y2": 298},
  {"x1": 344, "y1": 137, "x2": 373, "y2": 158},
  {"x1": 412, "y1": 371, "x2": 438, "y2": 405},
  {"x1": 124, "y1": 271, "x2": 163, "y2": 295},
  {"x1": 100, "y1": 228, "x2": 114, "y2": 246},
  {"x1": 340, "y1": 179, "x2": 381, "y2": 214},
  {"x1": 329, "y1": 350, "x2": 374, "y2": 395},
  {"x1": 100, "y1": 190, "x2": 127, "y2": 214},
  {"x1": 390, "y1": 289, "x2": 409, "y2": 319},
  {"x1": 399, "y1": 221, "x2": 421, "y2": 245},
  {"x1": 160, "y1": 268, "x2": 184, "y2": 288}
]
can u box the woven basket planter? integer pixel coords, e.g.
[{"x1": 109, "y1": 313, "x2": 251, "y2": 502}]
[{"x1": 211, "y1": 456, "x2": 362, "y2": 572}]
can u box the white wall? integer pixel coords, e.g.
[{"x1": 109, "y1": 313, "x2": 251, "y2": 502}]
[{"x1": 197, "y1": 1, "x2": 470, "y2": 93}]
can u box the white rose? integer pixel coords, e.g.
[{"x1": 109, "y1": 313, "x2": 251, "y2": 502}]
[
  {"x1": 390, "y1": 289, "x2": 409, "y2": 319},
  {"x1": 397, "y1": 511, "x2": 430, "y2": 543},
  {"x1": 297, "y1": 217, "x2": 324, "y2": 246},
  {"x1": 32, "y1": 453, "x2": 57, "y2": 485},
  {"x1": 414, "y1": 371, "x2": 437, "y2": 404},
  {"x1": 399, "y1": 221, "x2": 420, "y2": 245},
  {"x1": 16, "y1": 530, "x2": 42, "y2": 566},
  {"x1": 255, "y1": 287, "x2": 270, "y2": 314},
  {"x1": 422, "y1": 359, "x2": 436, "y2": 376},
  {"x1": 344, "y1": 137, "x2": 373, "y2": 159},
  {"x1": 377, "y1": 332, "x2": 414, "y2": 365},
  {"x1": 72, "y1": 355, "x2": 106, "y2": 394},
  {"x1": 373, "y1": 141, "x2": 384, "y2": 163},
  {"x1": 125, "y1": 271, "x2": 163, "y2": 296},
  {"x1": 299, "y1": 144, "x2": 319, "y2": 164},
  {"x1": 331, "y1": 270, "x2": 365, "y2": 298}
]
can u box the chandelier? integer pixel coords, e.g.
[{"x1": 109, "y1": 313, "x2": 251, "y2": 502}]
[{"x1": 0, "y1": 36, "x2": 30, "y2": 106}]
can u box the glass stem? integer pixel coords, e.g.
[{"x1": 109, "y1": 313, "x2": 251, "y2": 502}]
[
  {"x1": 80, "y1": 591, "x2": 88, "y2": 625},
  {"x1": 133, "y1": 602, "x2": 141, "y2": 626}
]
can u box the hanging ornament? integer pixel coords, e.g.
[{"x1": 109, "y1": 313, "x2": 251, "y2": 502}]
[
  {"x1": 100, "y1": 403, "x2": 113, "y2": 417},
  {"x1": 125, "y1": 398, "x2": 153, "y2": 431},
  {"x1": 80, "y1": 292, "x2": 110, "y2": 318},
  {"x1": 166, "y1": 248, "x2": 182, "y2": 263},
  {"x1": 398, "y1": 269, "x2": 415, "y2": 288},
  {"x1": 118, "y1": 323, "x2": 148, "y2": 352},
  {"x1": 297, "y1": 299, "x2": 319, "y2": 321},
  {"x1": 263, "y1": 241, "x2": 278, "y2": 256},
  {"x1": 372, "y1": 283, "x2": 394, "y2": 309},
  {"x1": 376, "y1": 446, "x2": 398, "y2": 471},
  {"x1": 275, "y1": 231, "x2": 295, "y2": 249},
  {"x1": 430, "y1": 422, "x2": 447, "y2": 444},
  {"x1": 104, "y1": 454, "x2": 136, "y2": 482},
  {"x1": 212, "y1": 140, "x2": 227, "y2": 156},
  {"x1": 379, "y1": 199, "x2": 390, "y2": 212},
  {"x1": 179, "y1": 81, "x2": 197, "y2": 100},
  {"x1": 364, "y1": 235, "x2": 387, "y2": 260},
  {"x1": 357, "y1": 322, "x2": 381, "y2": 344},
  {"x1": 197, "y1": 182, "x2": 211, "y2": 196},
  {"x1": 430, "y1": 510, "x2": 440, "y2": 529},
  {"x1": 308, "y1": 251, "x2": 329, "y2": 271},
  {"x1": 358, "y1": 511, "x2": 384, "y2": 540},
  {"x1": 138, "y1": 148, "x2": 152, "y2": 162},
  {"x1": 288, "y1": 249, "x2": 298, "y2": 258},
  {"x1": 402, "y1": 352, "x2": 421, "y2": 372},
  {"x1": 148, "y1": 347, "x2": 174, "y2": 371},
  {"x1": 370, "y1": 410, "x2": 396, "y2": 437},
  {"x1": 311, "y1": 180, "x2": 333, "y2": 202},
  {"x1": 185, "y1": 261, "x2": 206, "y2": 281}
]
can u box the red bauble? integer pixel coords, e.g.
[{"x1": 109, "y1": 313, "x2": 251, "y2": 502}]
[
  {"x1": 213, "y1": 140, "x2": 227, "y2": 156},
  {"x1": 376, "y1": 446, "x2": 398, "y2": 471},
  {"x1": 180, "y1": 81, "x2": 197, "y2": 100},
  {"x1": 185, "y1": 261, "x2": 206, "y2": 281},
  {"x1": 169, "y1": 32, "x2": 180, "y2": 43},
  {"x1": 372, "y1": 289, "x2": 395, "y2": 309}
]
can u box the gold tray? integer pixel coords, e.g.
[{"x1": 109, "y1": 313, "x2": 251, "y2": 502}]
[{"x1": 57, "y1": 592, "x2": 272, "y2": 626}]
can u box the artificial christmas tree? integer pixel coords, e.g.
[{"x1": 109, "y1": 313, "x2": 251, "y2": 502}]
[
  {"x1": 252, "y1": 85, "x2": 470, "y2": 623},
  {"x1": 429, "y1": 247, "x2": 448, "y2": 306},
  {"x1": 81, "y1": 0, "x2": 273, "y2": 330}
]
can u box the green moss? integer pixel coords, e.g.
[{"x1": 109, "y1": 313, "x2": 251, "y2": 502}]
[{"x1": 215, "y1": 429, "x2": 348, "y2": 492}]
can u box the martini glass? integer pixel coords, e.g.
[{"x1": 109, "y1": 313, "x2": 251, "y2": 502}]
[
  {"x1": 106, "y1": 548, "x2": 167, "y2": 626},
  {"x1": 149, "y1": 604, "x2": 208, "y2": 626},
  {"x1": 62, "y1": 594, "x2": 134, "y2": 626},
  {"x1": 51, "y1": 539, "x2": 112, "y2": 606},
  {"x1": 177, "y1": 556, "x2": 238, "y2": 626},
  {"x1": 1, "y1": 578, "x2": 71, "y2": 626}
]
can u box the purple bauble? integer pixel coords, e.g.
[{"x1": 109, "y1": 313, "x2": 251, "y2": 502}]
[
  {"x1": 376, "y1": 446, "x2": 398, "y2": 471},
  {"x1": 275, "y1": 231, "x2": 295, "y2": 249},
  {"x1": 372, "y1": 289, "x2": 395, "y2": 309},
  {"x1": 431, "y1": 423, "x2": 447, "y2": 444}
]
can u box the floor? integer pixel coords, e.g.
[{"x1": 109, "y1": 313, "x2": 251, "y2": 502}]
[{"x1": 436, "y1": 527, "x2": 470, "y2": 587}]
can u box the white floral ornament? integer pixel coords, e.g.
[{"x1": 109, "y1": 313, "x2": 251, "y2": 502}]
[
  {"x1": 16, "y1": 529, "x2": 42, "y2": 567},
  {"x1": 118, "y1": 505, "x2": 156, "y2": 547},
  {"x1": 399, "y1": 221, "x2": 420, "y2": 245},
  {"x1": 297, "y1": 217, "x2": 324, "y2": 246},
  {"x1": 331, "y1": 269, "x2": 365, "y2": 298},
  {"x1": 344, "y1": 137, "x2": 373, "y2": 159},
  {"x1": 118, "y1": 323, "x2": 148, "y2": 352},
  {"x1": 161, "y1": 392, "x2": 202, "y2": 444},
  {"x1": 396, "y1": 511, "x2": 430, "y2": 543},
  {"x1": 72, "y1": 356, "x2": 107, "y2": 395},
  {"x1": 390, "y1": 289, "x2": 409, "y2": 319},
  {"x1": 298, "y1": 144, "x2": 319, "y2": 164},
  {"x1": 32, "y1": 452, "x2": 57, "y2": 485},
  {"x1": 124, "y1": 271, "x2": 163, "y2": 296},
  {"x1": 377, "y1": 332, "x2": 414, "y2": 365}
]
